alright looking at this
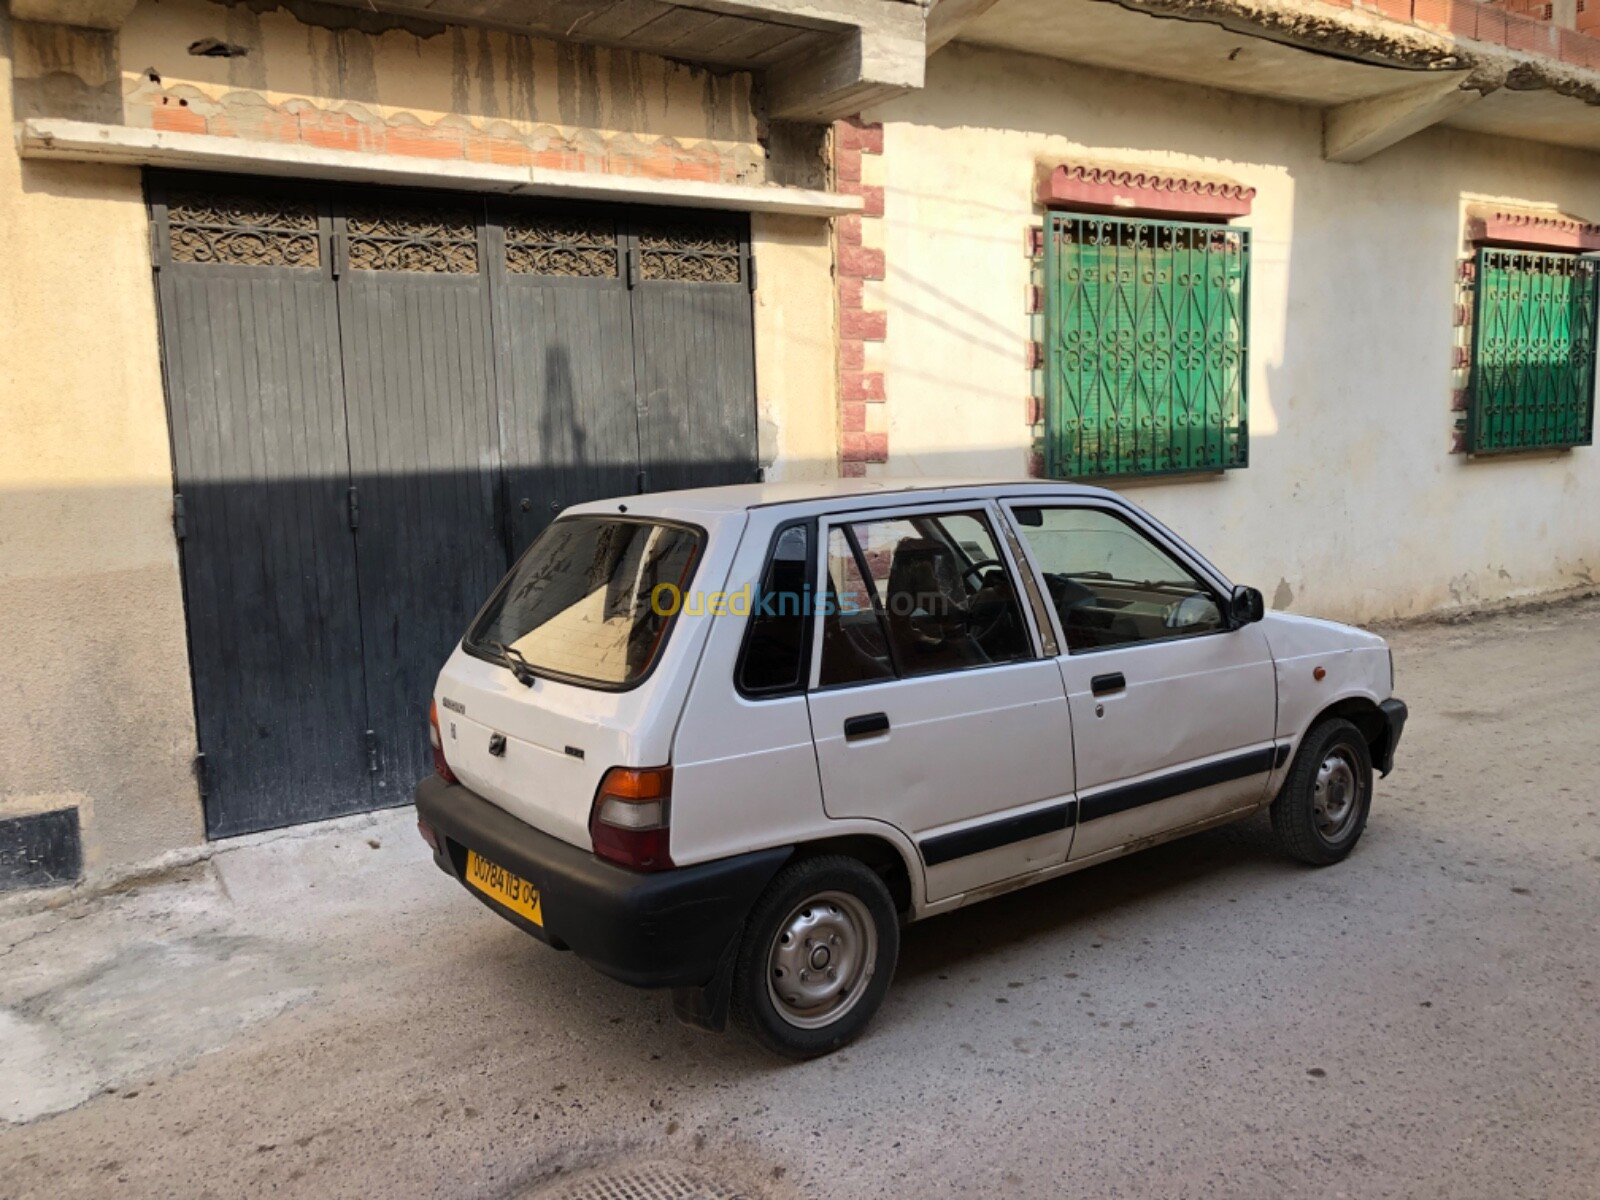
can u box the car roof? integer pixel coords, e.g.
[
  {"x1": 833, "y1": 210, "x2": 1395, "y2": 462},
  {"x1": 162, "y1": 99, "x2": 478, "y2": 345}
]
[{"x1": 564, "y1": 477, "x2": 1117, "y2": 520}]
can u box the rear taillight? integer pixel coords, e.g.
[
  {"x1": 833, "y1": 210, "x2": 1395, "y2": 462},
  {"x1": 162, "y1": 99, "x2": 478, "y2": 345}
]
[
  {"x1": 429, "y1": 701, "x2": 458, "y2": 784},
  {"x1": 589, "y1": 766, "x2": 673, "y2": 871}
]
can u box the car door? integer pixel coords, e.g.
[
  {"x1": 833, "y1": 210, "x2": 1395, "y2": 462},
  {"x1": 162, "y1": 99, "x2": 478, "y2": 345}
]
[
  {"x1": 1001, "y1": 500, "x2": 1278, "y2": 862},
  {"x1": 804, "y1": 502, "x2": 1076, "y2": 902}
]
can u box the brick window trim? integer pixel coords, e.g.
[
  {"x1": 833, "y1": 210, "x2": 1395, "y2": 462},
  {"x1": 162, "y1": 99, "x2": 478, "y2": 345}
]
[
  {"x1": 1036, "y1": 162, "x2": 1256, "y2": 222},
  {"x1": 1465, "y1": 205, "x2": 1600, "y2": 252}
]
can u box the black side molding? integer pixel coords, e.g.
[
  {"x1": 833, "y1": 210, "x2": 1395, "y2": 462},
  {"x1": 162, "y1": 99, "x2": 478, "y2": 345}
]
[
  {"x1": 1273, "y1": 743, "x2": 1292, "y2": 769},
  {"x1": 920, "y1": 800, "x2": 1077, "y2": 867},
  {"x1": 1079, "y1": 747, "x2": 1277, "y2": 824}
]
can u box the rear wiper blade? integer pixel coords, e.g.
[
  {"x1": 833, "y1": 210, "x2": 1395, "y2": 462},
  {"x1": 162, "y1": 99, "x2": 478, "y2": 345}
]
[{"x1": 485, "y1": 640, "x2": 537, "y2": 687}]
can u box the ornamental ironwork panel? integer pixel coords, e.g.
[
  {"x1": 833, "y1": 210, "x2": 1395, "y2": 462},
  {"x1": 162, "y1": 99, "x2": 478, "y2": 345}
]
[
  {"x1": 638, "y1": 221, "x2": 742, "y2": 284},
  {"x1": 345, "y1": 205, "x2": 479, "y2": 274},
  {"x1": 167, "y1": 192, "x2": 321, "y2": 268},
  {"x1": 1044, "y1": 214, "x2": 1249, "y2": 478},
  {"x1": 504, "y1": 215, "x2": 619, "y2": 278},
  {"x1": 1467, "y1": 247, "x2": 1597, "y2": 453}
]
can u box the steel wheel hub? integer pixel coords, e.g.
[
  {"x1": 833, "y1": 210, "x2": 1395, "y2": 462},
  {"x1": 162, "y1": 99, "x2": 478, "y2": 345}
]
[
  {"x1": 766, "y1": 890, "x2": 876, "y2": 1030},
  {"x1": 1313, "y1": 748, "x2": 1361, "y2": 840}
]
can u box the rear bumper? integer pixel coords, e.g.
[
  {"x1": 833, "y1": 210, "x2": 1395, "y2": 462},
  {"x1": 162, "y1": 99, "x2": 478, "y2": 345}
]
[
  {"x1": 1377, "y1": 698, "x2": 1408, "y2": 776},
  {"x1": 415, "y1": 775, "x2": 791, "y2": 990}
]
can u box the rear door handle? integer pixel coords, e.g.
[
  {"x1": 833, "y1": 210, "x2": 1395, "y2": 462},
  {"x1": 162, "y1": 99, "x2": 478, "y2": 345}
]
[
  {"x1": 843, "y1": 712, "x2": 890, "y2": 740},
  {"x1": 1091, "y1": 672, "x2": 1126, "y2": 696}
]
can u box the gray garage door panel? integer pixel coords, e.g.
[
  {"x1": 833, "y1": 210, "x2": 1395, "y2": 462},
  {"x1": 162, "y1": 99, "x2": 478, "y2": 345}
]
[
  {"x1": 336, "y1": 200, "x2": 507, "y2": 803},
  {"x1": 153, "y1": 187, "x2": 373, "y2": 836}
]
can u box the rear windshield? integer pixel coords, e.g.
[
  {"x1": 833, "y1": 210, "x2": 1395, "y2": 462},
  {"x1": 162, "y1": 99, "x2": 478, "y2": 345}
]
[{"x1": 467, "y1": 517, "x2": 703, "y2": 689}]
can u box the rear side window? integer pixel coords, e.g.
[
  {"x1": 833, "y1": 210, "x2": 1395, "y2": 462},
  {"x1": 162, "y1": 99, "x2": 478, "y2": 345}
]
[
  {"x1": 736, "y1": 523, "x2": 814, "y2": 696},
  {"x1": 468, "y1": 517, "x2": 702, "y2": 689}
]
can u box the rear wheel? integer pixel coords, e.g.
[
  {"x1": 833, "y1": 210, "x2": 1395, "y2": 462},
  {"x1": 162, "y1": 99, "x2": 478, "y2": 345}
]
[
  {"x1": 1270, "y1": 717, "x2": 1373, "y2": 865},
  {"x1": 730, "y1": 855, "x2": 898, "y2": 1059}
]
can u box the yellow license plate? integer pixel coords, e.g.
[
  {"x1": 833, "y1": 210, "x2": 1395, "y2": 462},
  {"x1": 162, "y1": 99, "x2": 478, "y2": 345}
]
[{"x1": 465, "y1": 850, "x2": 543, "y2": 927}]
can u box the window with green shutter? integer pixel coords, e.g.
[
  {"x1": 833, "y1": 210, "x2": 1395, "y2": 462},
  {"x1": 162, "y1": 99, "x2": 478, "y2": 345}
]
[
  {"x1": 1044, "y1": 214, "x2": 1249, "y2": 479},
  {"x1": 1466, "y1": 247, "x2": 1597, "y2": 454}
]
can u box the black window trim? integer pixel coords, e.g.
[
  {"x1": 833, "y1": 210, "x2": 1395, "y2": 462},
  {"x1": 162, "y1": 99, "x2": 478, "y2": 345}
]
[
  {"x1": 808, "y1": 503, "x2": 1042, "y2": 693},
  {"x1": 733, "y1": 517, "x2": 819, "y2": 702},
  {"x1": 461, "y1": 512, "x2": 708, "y2": 694},
  {"x1": 999, "y1": 499, "x2": 1236, "y2": 658}
]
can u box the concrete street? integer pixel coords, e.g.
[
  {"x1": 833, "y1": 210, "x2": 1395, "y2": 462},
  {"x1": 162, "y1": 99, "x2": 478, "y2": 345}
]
[{"x1": 1, "y1": 597, "x2": 1597, "y2": 1199}]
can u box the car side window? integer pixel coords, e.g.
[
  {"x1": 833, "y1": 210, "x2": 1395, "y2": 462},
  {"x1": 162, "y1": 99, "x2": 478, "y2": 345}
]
[
  {"x1": 817, "y1": 509, "x2": 1032, "y2": 686},
  {"x1": 818, "y1": 527, "x2": 895, "y2": 686},
  {"x1": 736, "y1": 523, "x2": 813, "y2": 696},
  {"x1": 1011, "y1": 506, "x2": 1225, "y2": 653}
]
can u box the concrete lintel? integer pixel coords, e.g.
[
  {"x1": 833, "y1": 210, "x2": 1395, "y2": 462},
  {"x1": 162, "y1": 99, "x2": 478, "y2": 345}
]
[
  {"x1": 680, "y1": 0, "x2": 925, "y2": 35},
  {"x1": 6, "y1": 0, "x2": 138, "y2": 30},
  {"x1": 765, "y1": 24, "x2": 926, "y2": 121},
  {"x1": 926, "y1": 0, "x2": 1002, "y2": 54},
  {"x1": 19, "y1": 120, "x2": 863, "y2": 217},
  {"x1": 1324, "y1": 72, "x2": 1489, "y2": 163}
]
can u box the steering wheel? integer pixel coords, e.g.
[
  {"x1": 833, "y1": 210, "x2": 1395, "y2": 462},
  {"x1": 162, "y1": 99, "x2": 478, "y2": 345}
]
[
  {"x1": 959, "y1": 558, "x2": 1014, "y2": 646},
  {"x1": 960, "y1": 557, "x2": 1004, "y2": 589}
]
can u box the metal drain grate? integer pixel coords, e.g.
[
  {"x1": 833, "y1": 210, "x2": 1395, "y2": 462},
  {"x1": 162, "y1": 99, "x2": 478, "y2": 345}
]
[{"x1": 528, "y1": 1164, "x2": 749, "y2": 1200}]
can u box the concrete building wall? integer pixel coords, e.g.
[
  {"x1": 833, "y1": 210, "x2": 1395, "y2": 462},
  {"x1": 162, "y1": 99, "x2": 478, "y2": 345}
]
[
  {"x1": 864, "y1": 43, "x2": 1600, "y2": 623},
  {"x1": 1, "y1": 0, "x2": 840, "y2": 879},
  {"x1": 0, "y1": 5, "x2": 203, "y2": 872}
]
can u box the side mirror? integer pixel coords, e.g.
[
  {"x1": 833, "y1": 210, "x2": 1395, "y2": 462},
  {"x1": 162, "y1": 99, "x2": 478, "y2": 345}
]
[{"x1": 1229, "y1": 585, "x2": 1265, "y2": 627}]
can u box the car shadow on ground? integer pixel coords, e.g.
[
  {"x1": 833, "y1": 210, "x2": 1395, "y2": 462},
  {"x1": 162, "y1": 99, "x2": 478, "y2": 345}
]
[{"x1": 894, "y1": 812, "x2": 1288, "y2": 984}]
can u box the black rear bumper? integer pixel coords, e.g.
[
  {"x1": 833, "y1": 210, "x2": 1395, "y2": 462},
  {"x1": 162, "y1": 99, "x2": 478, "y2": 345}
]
[
  {"x1": 415, "y1": 775, "x2": 791, "y2": 990},
  {"x1": 1377, "y1": 698, "x2": 1408, "y2": 776}
]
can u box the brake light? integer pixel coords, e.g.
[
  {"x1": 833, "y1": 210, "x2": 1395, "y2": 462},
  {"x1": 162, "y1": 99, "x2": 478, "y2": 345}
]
[
  {"x1": 589, "y1": 766, "x2": 673, "y2": 871},
  {"x1": 429, "y1": 701, "x2": 458, "y2": 784}
]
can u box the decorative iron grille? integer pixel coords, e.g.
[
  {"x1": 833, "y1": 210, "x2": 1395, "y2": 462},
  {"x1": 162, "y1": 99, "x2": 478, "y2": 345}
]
[
  {"x1": 638, "y1": 222, "x2": 741, "y2": 284},
  {"x1": 1044, "y1": 214, "x2": 1249, "y2": 478},
  {"x1": 167, "y1": 192, "x2": 321, "y2": 268},
  {"x1": 345, "y1": 205, "x2": 479, "y2": 274},
  {"x1": 504, "y1": 215, "x2": 619, "y2": 277},
  {"x1": 1467, "y1": 247, "x2": 1597, "y2": 453}
]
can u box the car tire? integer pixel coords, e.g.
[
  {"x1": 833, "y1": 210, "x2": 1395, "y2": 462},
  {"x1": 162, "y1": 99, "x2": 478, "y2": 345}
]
[
  {"x1": 730, "y1": 855, "x2": 899, "y2": 1060},
  {"x1": 1270, "y1": 717, "x2": 1374, "y2": 866}
]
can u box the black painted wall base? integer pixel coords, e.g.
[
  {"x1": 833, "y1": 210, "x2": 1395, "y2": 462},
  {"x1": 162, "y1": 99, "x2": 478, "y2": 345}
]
[{"x1": 0, "y1": 808, "x2": 83, "y2": 893}]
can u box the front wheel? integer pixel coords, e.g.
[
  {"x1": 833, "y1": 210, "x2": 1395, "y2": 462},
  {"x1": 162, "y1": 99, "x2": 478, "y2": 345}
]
[
  {"x1": 730, "y1": 855, "x2": 899, "y2": 1059},
  {"x1": 1270, "y1": 717, "x2": 1374, "y2": 866}
]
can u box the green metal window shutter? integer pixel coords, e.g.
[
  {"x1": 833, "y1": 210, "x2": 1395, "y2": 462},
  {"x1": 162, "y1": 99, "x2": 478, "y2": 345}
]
[
  {"x1": 1467, "y1": 247, "x2": 1598, "y2": 454},
  {"x1": 1044, "y1": 214, "x2": 1249, "y2": 478}
]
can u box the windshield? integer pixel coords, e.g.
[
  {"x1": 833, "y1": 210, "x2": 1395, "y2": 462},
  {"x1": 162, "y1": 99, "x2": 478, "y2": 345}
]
[{"x1": 467, "y1": 517, "x2": 703, "y2": 689}]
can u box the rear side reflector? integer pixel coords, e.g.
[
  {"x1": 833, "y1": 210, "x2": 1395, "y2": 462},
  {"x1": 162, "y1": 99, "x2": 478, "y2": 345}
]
[
  {"x1": 417, "y1": 818, "x2": 441, "y2": 854},
  {"x1": 429, "y1": 700, "x2": 458, "y2": 784},
  {"x1": 589, "y1": 766, "x2": 673, "y2": 871}
]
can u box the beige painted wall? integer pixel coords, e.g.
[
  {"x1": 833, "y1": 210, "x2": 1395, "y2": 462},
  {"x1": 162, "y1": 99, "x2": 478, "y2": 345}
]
[
  {"x1": 752, "y1": 214, "x2": 840, "y2": 481},
  {"x1": 0, "y1": 7, "x2": 203, "y2": 868},
  {"x1": 867, "y1": 43, "x2": 1600, "y2": 623}
]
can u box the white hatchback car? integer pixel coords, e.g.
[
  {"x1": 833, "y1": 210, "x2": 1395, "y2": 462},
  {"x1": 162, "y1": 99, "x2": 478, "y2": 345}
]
[{"x1": 416, "y1": 480, "x2": 1407, "y2": 1058}]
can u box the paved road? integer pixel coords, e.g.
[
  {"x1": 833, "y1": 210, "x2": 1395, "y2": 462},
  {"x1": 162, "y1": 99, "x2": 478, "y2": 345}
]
[{"x1": 2, "y1": 598, "x2": 1598, "y2": 1199}]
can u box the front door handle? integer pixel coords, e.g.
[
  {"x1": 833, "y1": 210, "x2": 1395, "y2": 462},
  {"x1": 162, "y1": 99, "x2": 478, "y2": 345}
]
[
  {"x1": 1091, "y1": 672, "x2": 1126, "y2": 696},
  {"x1": 843, "y1": 712, "x2": 890, "y2": 740}
]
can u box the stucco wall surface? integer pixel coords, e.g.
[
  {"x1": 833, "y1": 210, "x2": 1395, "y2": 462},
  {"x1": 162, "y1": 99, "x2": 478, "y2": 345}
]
[
  {"x1": 866, "y1": 43, "x2": 1600, "y2": 623},
  {"x1": 0, "y1": 7, "x2": 203, "y2": 868},
  {"x1": 752, "y1": 214, "x2": 840, "y2": 480}
]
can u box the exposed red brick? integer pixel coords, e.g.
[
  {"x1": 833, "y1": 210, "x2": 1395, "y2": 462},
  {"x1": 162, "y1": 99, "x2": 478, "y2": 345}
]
[
  {"x1": 838, "y1": 245, "x2": 885, "y2": 280},
  {"x1": 207, "y1": 106, "x2": 300, "y2": 143},
  {"x1": 839, "y1": 341, "x2": 866, "y2": 371},
  {"x1": 835, "y1": 146, "x2": 862, "y2": 184},
  {"x1": 1477, "y1": 4, "x2": 1508, "y2": 44},
  {"x1": 299, "y1": 112, "x2": 368, "y2": 153},
  {"x1": 1413, "y1": 0, "x2": 1475, "y2": 35},
  {"x1": 1025, "y1": 340, "x2": 1044, "y2": 369},
  {"x1": 840, "y1": 181, "x2": 885, "y2": 217},
  {"x1": 152, "y1": 104, "x2": 207, "y2": 135},
  {"x1": 1025, "y1": 395, "x2": 1044, "y2": 425},
  {"x1": 465, "y1": 136, "x2": 534, "y2": 167},
  {"x1": 839, "y1": 277, "x2": 864, "y2": 311},
  {"x1": 863, "y1": 432, "x2": 888, "y2": 461},
  {"x1": 842, "y1": 371, "x2": 886, "y2": 402},
  {"x1": 1450, "y1": 428, "x2": 1467, "y2": 454},
  {"x1": 533, "y1": 149, "x2": 585, "y2": 173},
  {"x1": 1024, "y1": 283, "x2": 1043, "y2": 314},
  {"x1": 1506, "y1": 11, "x2": 1559, "y2": 52},
  {"x1": 837, "y1": 119, "x2": 883, "y2": 155},
  {"x1": 837, "y1": 215, "x2": 863, "y2": 246},
  {"x1": 841, "y1": 310, "x2": 887, "y2": 341},
  {"x1": 385, "y1": 124, "x2": 466, "y2": 160},
  {"x1": 1356, "y1": 0, "x2": 1413, "y2": 19},
  {"x1": 1451, "y1": 388, "x2": 1470, "y2": 412},
  {"x1": 842, "y1": 432, "x2": 868, "y2": 460},
  {"x1": 841, "y1": 461, "x2": 868, "y2": 478},
  {"x1": 841, "y1": 401, "x2": 867, "y2": 433},
  {"x1": 1025, "y1": 449, "x2": 1046, "y2": 478}
]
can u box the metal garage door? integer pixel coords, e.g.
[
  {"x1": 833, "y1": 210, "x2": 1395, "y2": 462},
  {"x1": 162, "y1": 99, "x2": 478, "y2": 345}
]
[{"x1": 149, "y1": 174, "x2": 758, "y2": 837}]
